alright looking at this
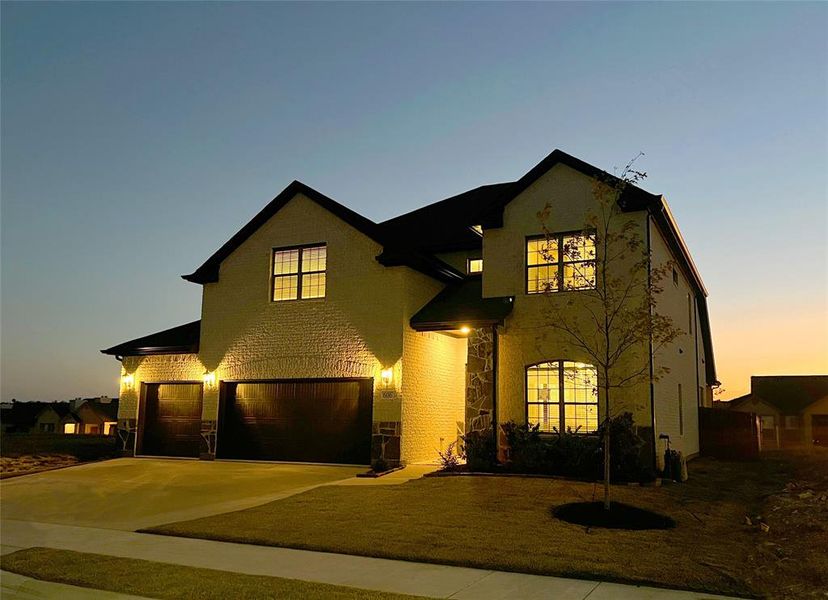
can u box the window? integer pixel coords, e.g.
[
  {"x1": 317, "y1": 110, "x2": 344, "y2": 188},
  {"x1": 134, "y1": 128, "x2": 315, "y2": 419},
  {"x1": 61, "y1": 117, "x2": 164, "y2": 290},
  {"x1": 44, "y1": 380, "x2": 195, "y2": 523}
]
[
  {"x1": 39, "y1": 422, "x2": 55, "y2": 433},
  {"x1": 64, "y1": 423, "x2": 77, "y2": 434},
  {"x1": 762, "y1": 415, "x2": 775, "y2": 430},
  {"x1": 526, "y1": 361, "x2": 598, "y2": 433},
  {"x1": 272, "y1": 244, "x2": 327, "y2": 301},
  {"x1": 527, "y1": 233, "x2": 595, "y2": 294},
  {"x1": 470, "y1": 224, "x2": 483, "y2": 236},
  {"x1": 467, "y1": 258, "x2": 483, "y2": 274}
]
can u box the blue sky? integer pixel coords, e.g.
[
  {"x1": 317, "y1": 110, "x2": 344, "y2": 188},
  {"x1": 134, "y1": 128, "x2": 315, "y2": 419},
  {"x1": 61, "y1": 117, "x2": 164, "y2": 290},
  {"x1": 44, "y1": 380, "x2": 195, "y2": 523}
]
[{"x1": 2, "y1": 1, "x2": 826, "y2": 400}]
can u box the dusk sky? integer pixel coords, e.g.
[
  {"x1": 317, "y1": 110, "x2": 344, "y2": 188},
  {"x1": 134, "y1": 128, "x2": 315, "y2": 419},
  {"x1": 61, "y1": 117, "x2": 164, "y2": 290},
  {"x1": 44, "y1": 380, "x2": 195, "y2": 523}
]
[{"x1": 2, "y1": 1, "x2": 826, "y2": 402}]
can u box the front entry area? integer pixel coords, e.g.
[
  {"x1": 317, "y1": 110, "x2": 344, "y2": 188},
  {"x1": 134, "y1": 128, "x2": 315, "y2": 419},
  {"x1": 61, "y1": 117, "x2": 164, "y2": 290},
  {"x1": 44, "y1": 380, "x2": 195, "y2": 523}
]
[
  {"x1": 138, "y1": 383, "x2": 203, "y2": 458},
  {"x1": 217, "y1": 378, "x2": 373, "y2": 465}
]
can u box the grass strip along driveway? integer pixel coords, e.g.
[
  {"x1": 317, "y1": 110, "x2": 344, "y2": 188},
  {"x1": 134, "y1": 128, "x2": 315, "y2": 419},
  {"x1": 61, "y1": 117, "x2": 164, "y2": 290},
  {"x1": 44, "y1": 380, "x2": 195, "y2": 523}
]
[
  {"x1": 145, "y1": 450, "x2": 828, "y2": 600},
  {"x1": 1, "y1": 547, "x2": 420, "y2": 600}
]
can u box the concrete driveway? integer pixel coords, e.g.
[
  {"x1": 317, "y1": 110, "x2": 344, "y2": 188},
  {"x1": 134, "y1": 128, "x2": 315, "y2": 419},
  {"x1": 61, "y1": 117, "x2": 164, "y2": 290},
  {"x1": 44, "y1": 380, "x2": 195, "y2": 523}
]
[{"x1": 0, "y1": 458, "x2": 361, "y2": 531}]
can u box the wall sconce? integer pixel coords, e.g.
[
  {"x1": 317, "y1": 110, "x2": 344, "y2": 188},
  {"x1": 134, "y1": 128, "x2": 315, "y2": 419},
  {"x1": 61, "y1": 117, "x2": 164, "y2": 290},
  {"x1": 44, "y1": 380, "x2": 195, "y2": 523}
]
[
  {"x1": 121, "y1": 374, "x2": 134, "y2": 389},
  {"x1": 203, "y1": 371, "x2": 216, "y2": 388},
  {"x1": 459, "y1": 326, "x2": 471, "y2": 335},
  {"x1": 380, "y1": 368, "x2": 393, "y2": 387}
]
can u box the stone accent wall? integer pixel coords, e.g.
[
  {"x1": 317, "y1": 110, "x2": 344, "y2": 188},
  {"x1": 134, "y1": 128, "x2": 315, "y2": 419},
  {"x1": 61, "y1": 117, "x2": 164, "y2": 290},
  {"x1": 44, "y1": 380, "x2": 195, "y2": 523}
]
[
  {"x1": 372, "y1": 421, "x2": 401, "y2": 465},
  {"x1": 200, "y1": 420, "x2": 217, "y2": 460},
  {"x1": 466, "y1": 327, "x2": 495, "y2": 435}
]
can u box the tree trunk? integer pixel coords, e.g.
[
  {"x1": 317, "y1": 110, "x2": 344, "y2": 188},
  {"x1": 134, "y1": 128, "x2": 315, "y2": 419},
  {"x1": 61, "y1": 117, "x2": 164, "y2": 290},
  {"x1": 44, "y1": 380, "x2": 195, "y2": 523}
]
[
  {"x1": 603, "y1": 385, "x2": 611, "y2": 511},
  {"x1": 603, "y1": 422, "x2": 611, "y2": 510}
]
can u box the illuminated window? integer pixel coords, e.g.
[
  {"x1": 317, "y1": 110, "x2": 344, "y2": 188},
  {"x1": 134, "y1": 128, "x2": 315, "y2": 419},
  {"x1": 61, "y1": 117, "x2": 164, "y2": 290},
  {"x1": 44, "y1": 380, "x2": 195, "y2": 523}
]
[
  {"x1": 64, "y1": 423, "x2": 77, "y2": 434},
  {"x1": 467, "y1": 258, "x2": 483, "y2": 274},
  {"x1": 526, "y1": 361, "x2": 598, "y2": 433},
  {"x1": 527, "y1": 233, "x2": 595, "y2": 294},
  {"x1": 272, "y1": 244, "x2": 327, "y2": 301},
  {"x1": 470, "y1": 224, "x2": 483, "y2": 236}
]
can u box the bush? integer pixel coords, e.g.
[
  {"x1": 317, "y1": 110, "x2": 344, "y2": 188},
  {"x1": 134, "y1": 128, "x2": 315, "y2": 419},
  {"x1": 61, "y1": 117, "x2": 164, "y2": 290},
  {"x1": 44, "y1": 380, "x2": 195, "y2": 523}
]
[
  {"x1": 437, "y1": 441, "x2": 462, "y2": 471},
  {"x1": 461, "y1": 428, "x2": 498, "y2": 472},
  {"x1": 500, "y1": 413, "x2": 651, "y2": 482},
  {"x1": 0, "y1": 434, "x2": 118, "y2": 461}
]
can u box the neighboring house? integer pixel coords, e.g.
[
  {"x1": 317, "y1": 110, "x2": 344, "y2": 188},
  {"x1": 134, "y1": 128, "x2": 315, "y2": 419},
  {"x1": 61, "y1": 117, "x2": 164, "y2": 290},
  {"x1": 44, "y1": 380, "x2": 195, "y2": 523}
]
[
  {"x1": 724, "y1": 376, "x2": 828, "y2": 447},
  {"x1": 102, "y1": 149, "x2": 716, "y2": 468},
  {"x1": 1, "y1": 398, "x2": 119, "y2": 435}
]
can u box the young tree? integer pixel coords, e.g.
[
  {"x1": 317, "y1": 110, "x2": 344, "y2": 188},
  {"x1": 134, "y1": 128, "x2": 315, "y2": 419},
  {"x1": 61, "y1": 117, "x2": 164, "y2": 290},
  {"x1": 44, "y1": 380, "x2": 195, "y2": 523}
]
[{"x1": 536, "y1": 155, "x2": 682, "y2": 510}]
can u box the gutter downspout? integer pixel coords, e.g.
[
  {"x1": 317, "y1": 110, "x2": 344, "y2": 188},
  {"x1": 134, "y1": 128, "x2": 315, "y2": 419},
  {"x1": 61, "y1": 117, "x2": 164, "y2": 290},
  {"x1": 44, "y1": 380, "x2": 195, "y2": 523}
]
[{"x1": 647, "y1": 214, "x2": 657, "y2": 475}]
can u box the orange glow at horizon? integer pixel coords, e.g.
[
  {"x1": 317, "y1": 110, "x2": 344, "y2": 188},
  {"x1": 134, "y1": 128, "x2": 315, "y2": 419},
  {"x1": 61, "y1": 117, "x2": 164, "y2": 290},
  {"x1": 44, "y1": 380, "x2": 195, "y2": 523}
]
[{"x1": 711, "y1": 302, "x2": 828, "y2": 399}]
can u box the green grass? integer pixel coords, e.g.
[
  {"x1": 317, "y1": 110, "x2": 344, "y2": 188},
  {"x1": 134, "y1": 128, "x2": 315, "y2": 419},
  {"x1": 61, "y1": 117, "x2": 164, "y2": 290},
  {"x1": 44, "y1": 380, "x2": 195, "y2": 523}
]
[
  {"x1": 0, "y1": 547, "x2": 421, "y2": 600},
  {"x1": 144, "y1": 451, "x2": 828, "y2": 599}
]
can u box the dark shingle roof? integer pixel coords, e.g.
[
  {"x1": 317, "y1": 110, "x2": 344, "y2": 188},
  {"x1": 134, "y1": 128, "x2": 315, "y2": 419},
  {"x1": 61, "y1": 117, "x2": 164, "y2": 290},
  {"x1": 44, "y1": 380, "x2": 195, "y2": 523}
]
[
  {"x1": 101, "y1": 321, "x2": 200, "y2": 356},
  {"x1": 410, "y1": 278, "x2": 514, "y2": 331},
  {"x1": 378, "y1": 183, "x2": 516, "y2": 254},
  {"x1": 183, "y1": 180, "x2": 463, "y2": 285},
  {"x1": 731, "y1": 376, "x2": 828, "y2": 415}
]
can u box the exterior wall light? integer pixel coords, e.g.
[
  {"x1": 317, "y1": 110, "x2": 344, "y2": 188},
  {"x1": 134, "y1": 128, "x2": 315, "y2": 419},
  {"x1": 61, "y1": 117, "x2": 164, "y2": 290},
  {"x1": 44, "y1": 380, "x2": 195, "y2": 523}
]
[
  {"x1": 203, "y1": 371, "x2": 216, "y2": 388},
  {"x1": 381, "y1": 368, "x2": 393, "y2": 387},
  {"x1": 121, "y1": 374, "x2": 134, "y2": 389},
  {"x1": 460, "y1": 326, "x2": 471, "y2": 335}
]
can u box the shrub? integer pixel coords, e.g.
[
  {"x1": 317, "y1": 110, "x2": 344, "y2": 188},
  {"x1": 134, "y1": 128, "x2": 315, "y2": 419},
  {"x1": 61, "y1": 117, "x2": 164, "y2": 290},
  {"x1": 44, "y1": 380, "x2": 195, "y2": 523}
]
[
  {"x1": 461, "y1": 428, "x2": 498, "y2": 472},
  {"x1": 502, "y1": 421, "x2": 547, "y2": 473},
  {"x1": 598, "y1": 412, "x2": 654, "y2": 482},
  {"x1": 437, "y1": 441, "x2": 462, "y2": 471},
  {"x1": 499, "y1": 412, "x2": 651, "y2": 482}
]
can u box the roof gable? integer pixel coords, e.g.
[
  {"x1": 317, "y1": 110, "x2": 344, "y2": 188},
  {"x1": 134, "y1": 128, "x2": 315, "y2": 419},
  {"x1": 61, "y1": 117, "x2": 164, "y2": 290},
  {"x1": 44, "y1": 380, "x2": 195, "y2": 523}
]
[
  {"x1": 750, "y1": 375, "x2": 828, "y2": 414},
  {"x1": 184, "y1": 181, "x2": 385, "y2": 284}
]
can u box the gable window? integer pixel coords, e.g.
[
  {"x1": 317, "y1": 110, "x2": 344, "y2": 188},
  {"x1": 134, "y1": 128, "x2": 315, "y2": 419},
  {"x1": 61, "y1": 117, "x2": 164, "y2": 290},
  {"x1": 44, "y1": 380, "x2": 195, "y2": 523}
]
[
  {"x1": 272, "y1": 244, "x2": 326, "y2": 301},
  {"x1": 527, "y1": 233, "x2": 595, "y2": 294},
  {"x1": 526, "y1": 361, "x2": 598, "y2": 433},
  {"x1": 467, "y1": 258, "x2": 483, "y2": 274}
]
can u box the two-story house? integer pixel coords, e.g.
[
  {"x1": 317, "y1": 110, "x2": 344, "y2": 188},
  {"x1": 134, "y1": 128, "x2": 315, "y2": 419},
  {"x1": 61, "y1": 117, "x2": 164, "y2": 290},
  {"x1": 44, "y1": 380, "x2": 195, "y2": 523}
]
[{"x1": 102, "y1": 149, "x2": 716, "y2": 470}]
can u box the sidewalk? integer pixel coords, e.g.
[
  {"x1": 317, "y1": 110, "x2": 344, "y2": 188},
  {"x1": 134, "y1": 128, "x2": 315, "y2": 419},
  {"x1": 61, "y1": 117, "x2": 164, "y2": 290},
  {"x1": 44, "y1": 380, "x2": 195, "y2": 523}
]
[
  {"x1": 1, "y1": 571, "x2": 150, "y2": 600},
  {"x1": 1, "y1": 520, "x2": 741, "y2": 600}
]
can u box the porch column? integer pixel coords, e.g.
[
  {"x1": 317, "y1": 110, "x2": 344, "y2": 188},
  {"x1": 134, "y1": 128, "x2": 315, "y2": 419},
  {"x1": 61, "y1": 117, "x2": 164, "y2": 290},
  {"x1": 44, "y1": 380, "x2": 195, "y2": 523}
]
[{"x1": 465, "y1": 327, "x2": 494, "y2": 435}]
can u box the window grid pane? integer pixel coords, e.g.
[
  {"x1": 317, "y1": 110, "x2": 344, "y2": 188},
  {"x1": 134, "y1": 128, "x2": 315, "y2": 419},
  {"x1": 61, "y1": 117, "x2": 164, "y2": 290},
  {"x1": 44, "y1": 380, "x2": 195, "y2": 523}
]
[
  {"x1": 273, "y1": 274, "x2": 298, "y2": 301},
  {"x1": 468, "y1": 258, "x2": 483, "y2": 274},
  {"x1": 273, "y1": 249, "x2": 300, "y2": 275},
  {"x1": 301, "y1": 272, "x2": 326, "y2": 299},
  {"x1": 301, "y1": 246, "x2": 326, "y2": 273},
  {"x1": 526, "y1": 361, "x2": 560, "y2": 432}
]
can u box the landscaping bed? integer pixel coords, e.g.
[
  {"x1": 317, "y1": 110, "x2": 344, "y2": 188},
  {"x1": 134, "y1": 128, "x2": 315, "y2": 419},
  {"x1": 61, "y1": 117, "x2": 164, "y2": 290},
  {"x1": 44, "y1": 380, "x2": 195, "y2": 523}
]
[
  {"x1": 0, "y1": 547, "x2": 418, "y2": 600},
  {"x1": 143, "y1": 449, "x2": 827, "y2": 599},
  {"x1": 0, "y1": 434, "x2": 118, "y2": 476}
]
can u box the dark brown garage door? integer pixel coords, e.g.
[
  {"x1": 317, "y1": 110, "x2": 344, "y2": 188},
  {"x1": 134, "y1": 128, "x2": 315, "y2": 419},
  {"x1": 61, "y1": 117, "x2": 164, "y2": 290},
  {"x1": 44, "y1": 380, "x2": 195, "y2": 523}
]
[
  {"x1": 139, "y1": 383, "x2": 203, "y2": 458},
  {"x1": 813, "y1": 415, "x2": 828, "y2": 447},
  {"x1": 217, "y1": 379, "x2": 372, "y2": 464}
]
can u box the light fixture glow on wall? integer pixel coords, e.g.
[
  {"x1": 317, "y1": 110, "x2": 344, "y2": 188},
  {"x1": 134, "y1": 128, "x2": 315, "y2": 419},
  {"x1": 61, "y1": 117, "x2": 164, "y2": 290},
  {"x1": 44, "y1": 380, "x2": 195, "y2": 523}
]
[
  {"x1": 460, "y1": 326, "x2": 471, "y2": 335},
  {"x1": 381, "y1": 368, "x2": 393, "y2": 386},
  {"x1": 121, "y1": 374, "x2": 134, "y2": 389},
  {"x1": 203, "y1": 371, "x2": 216, "y2": 388}
]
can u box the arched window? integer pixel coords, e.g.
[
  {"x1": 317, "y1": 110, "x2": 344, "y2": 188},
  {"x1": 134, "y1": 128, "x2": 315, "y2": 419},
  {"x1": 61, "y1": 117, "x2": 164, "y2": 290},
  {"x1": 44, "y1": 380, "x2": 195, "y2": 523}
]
[{"x1": 526, "y1": 361, "x2": 598, "y2": 433}]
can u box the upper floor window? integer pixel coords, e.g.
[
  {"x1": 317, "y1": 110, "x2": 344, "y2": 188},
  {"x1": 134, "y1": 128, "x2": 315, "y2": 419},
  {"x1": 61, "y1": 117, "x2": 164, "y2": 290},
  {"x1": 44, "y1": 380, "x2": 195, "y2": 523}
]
[
  {"x1": 272, "y1": 244, "x2": 326, "y2": 301},
  {"x1": 467, "y1": 258, "x2": 483, "y2": 274},
  {"x1": 526, "y1": 233, "x2": 596, "y2": 294},
  {"x1": 526, "y1": 361, "x2": 598, "y2": 433}
]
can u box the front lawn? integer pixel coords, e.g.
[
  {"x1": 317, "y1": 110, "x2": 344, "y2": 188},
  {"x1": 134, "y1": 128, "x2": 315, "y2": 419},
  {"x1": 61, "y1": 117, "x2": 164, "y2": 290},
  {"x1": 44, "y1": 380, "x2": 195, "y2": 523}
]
[
  {"x1": 0, "y1": 547, "x2": 421, "y2": 600},
  {"x1": 144, "y1": 449, "x2": 828, "y2": 599}
]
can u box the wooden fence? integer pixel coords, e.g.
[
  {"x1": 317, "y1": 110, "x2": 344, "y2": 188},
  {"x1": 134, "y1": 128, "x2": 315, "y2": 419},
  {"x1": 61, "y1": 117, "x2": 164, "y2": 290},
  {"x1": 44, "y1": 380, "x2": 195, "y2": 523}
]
[{"x1": 699, "y1": 407, "x2": 761, "y2": 459}]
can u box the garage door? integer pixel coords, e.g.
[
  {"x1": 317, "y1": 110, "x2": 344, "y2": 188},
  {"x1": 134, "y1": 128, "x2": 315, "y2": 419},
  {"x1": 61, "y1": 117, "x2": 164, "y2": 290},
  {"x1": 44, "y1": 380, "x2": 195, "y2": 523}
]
[
  {"x1": 217, "y1": 379, "x2": 372, "y2": 464},
  {"x1": 813, "y1": 415, "x2": 828, "y2": 447},
  {"x1": 139, "y1": 383, "x2": 203, "y2": 458}
]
